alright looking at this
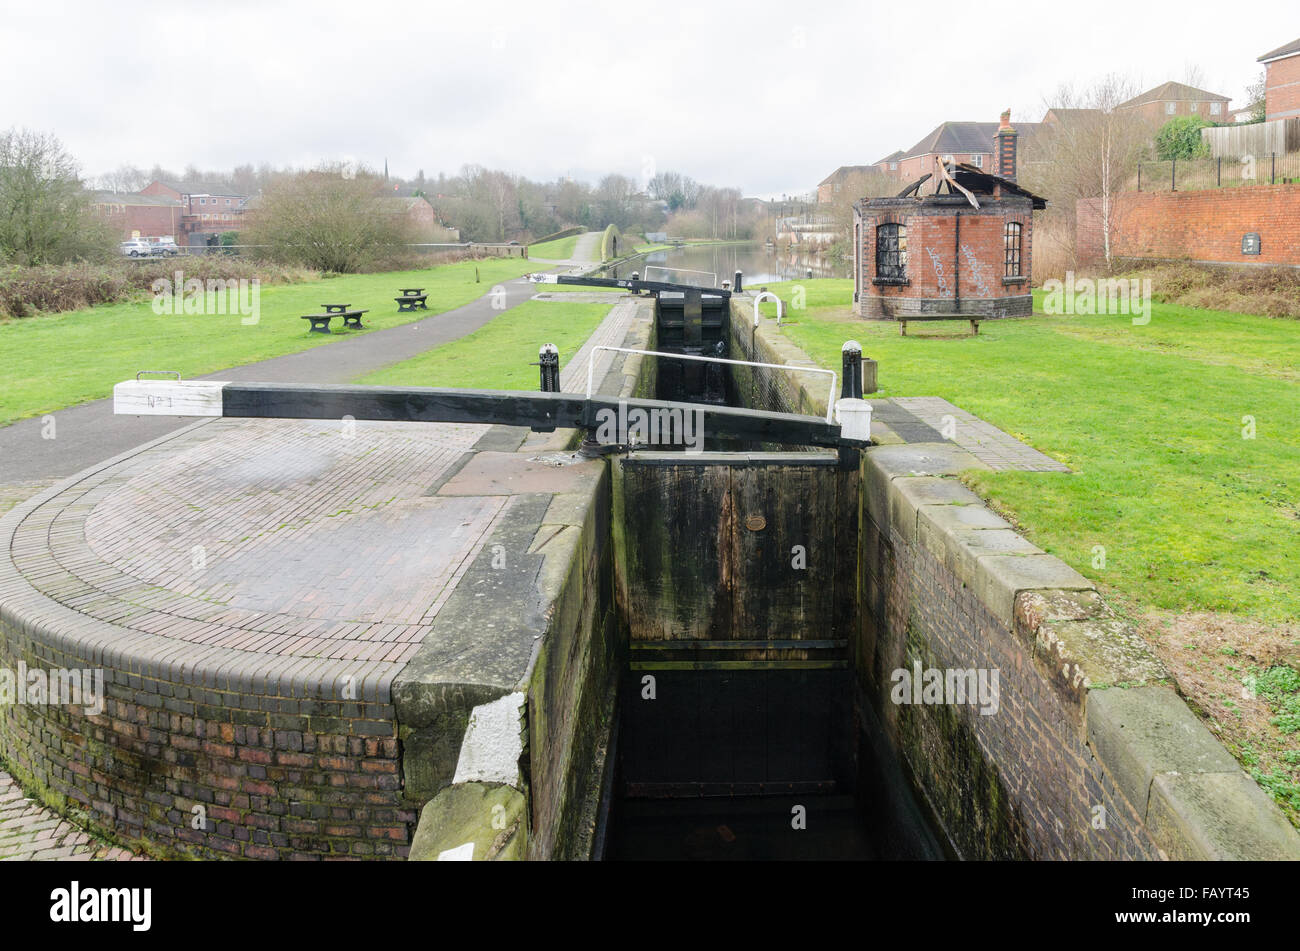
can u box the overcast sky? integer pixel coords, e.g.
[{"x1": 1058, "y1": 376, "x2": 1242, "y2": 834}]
[{"x1": 3, "y1": 0, "x2": 1287, "y2": 197}]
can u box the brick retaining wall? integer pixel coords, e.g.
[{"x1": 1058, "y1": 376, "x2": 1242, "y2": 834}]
[{"x1": 1077, "y1": 185, "x2": 1300, "y2": 268}]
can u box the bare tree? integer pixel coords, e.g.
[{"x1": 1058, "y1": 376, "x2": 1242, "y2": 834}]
[
  {"x1": 96, "y1": 164, "x2": 149, "y2": 193},
  {"x1": 1022, "y1": 76, "x2": 1152, "y2": 271},
  {"x1": 242, "y1": 165, "x2": 416, "y2": 272},
  {"x1": 0, "y1": 128, "x2": 114, "y2": 265}
]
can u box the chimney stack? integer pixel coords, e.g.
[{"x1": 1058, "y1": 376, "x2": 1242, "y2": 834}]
[{"x1": 995, "y1": 109, "x2": 1018, "y2": 182}]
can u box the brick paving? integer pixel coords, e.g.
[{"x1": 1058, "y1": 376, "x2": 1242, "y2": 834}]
[
  {"x1": 890, "y1": 396, "x2": 1070, "y2": 472},
  {"x1": 0, "y1": 766, "x2": 143, "y2": 860}
]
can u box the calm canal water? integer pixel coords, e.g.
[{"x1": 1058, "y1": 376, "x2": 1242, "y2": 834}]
[{"x1": 602, "y1": 242, "x2": 850, "y2": 285}]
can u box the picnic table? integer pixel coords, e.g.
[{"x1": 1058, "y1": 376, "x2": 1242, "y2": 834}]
[
  {"x1": 395, "y1": 288, "x2": 428, "y2": 312},
  {"x1": 300, "y1": 308, "x2": 370, "y2": 333}
]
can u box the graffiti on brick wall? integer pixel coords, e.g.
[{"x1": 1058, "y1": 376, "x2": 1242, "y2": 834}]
[
  {"x1": 925, "y1": 247, "x2": 952, "y2": 296},
  {"x1": 960, "y1": 245, "x2": 992, "y2": 297}
]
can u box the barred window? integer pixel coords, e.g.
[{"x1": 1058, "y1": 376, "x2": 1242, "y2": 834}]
[
  {"x1": 1004, "y1": 222, "x2": 1023, "y2": 277},
  {"x1": 876, "y1": 223, "x2": 908, "y2": 281}
]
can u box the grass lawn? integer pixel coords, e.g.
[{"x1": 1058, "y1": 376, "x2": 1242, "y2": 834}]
[
  {"x1": 759, "y1": 279, "x2": 1300, "y2": 623},
  {"x1": 528, "y1": 234, "x2": 581, "y2": 259},
  {"x1": 0, "y1": 257, "x2": 537, "y2": 427},
  {"x1": 760, "y1": 278, "x2": 1300, "y2": 822},
  {"x1": 356, "y1": 298, "x2": 612, "y2": 390}
]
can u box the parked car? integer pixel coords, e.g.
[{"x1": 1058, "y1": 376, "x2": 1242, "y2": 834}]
[
  {"x1": 119, "y1": 239, "x2": 153, "y2": 258},
  {"x1": 151, "y1": 239, "x2": 180, "y2": 257}
]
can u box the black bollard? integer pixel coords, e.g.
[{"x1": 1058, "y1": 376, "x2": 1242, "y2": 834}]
[
  {"x1": 841, "y1": 340, "x2": 863, "y2": 399},
  {"x1": 734, "y1": 270, "x2": 744, "y2": 293},
  {"x1": 537, "y1": 343, "x2": 560, "y2": 393}
]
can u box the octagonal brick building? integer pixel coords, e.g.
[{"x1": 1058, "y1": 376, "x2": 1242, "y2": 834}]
[{"x1": 852, "y1": 111, "x2": 1047, "y2": 320}]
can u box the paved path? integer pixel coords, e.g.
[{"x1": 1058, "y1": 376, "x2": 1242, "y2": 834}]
[
  {"x1": 0, "y1": 772, "x2": 142, "y2": 861},
  {"x1": 529, "y1": 231, "x2": 602, "y2": 272},
  {"x1": 0, "y1": 274, "x2": 542, "y2": 484},
  {"x1": 889, "y1": 397, "x2": 1070, "y2": 471}
]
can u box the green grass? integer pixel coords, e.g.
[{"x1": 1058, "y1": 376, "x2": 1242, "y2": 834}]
[
  {"x1": 760, "y1": 279, "x2": 1300, "y2": 621},
  {"x1": 0, "y1": 258, "x2": 537, "y2": 426},
  {"x1": 356, "y1": 299, "x2": 612, "y2": 390},
  {"x1": 528, "y1": 234, "x2": 580, "y2": 259}
]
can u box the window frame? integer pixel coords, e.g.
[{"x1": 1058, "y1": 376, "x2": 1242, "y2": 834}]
[
  {"x1": 873, "y1": 222, "x2": 909, "y2": 285},
  {"x1": 1004, "y1": 221, "x2": 1024, "y2": 280}
]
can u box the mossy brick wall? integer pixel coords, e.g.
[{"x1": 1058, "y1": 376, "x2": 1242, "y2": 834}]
[
  {"x1": 0, "y1": 612, "x2": 412, "y2": 860},
  {"x1": 858, "y1": 479, "x2": 1162, "y2": 860}
]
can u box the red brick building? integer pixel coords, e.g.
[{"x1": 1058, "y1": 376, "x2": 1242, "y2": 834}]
[
  {"x1": 140, "y1": 179, "x2": 248, "y2": 245},
  {"x1": 90, "y1": 192, "x2": 184, "y2": 240},
  {"x1": 1259, "y1": 37, "x2": 1300, "y2": 121},
  {"x1": 852, "y1": 115, "x2": 1047, "y2": 320},
  {"x1": 817, "y1": 166, "x2": 874, "y2": 203},
  {"x1": 1115, "y1": 81, "x2": 1231, "y2": 125}
]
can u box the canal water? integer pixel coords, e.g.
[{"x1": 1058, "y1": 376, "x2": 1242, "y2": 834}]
[
  {"x1": 601, "y1": 242, "x2": 850, "y2": 285},
  {"x1": 600, "y1": 293, "x2": 947, "y2": 861}
]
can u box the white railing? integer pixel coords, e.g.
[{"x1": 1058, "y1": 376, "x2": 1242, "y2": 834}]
[{"x1": 584, "y1": 346, "x2": 837, "y2": 423}]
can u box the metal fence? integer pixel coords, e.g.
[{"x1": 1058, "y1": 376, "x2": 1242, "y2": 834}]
[{"x1": 1137, "y1": 153, "x2": 1300, "y2": 192}]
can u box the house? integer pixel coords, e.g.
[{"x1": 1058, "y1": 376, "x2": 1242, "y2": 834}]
[
  {"x1": 886, "y1": 112, "x2": 1044, "y2": 182},
  {"x1": 851, "y1": 115, "x2": 1047, "y2": 321},
  {"x1": 817, "y1": 166, "x2": 873, "y2": 203},
  {"x1": 1041, "y1": 107, "x2": 1102, "y2": 126},
  {"x1": 872, "y1": 150, "x2": 906, "y2": 176},
  {"x1": 139, "y1": 179, "x2": 249, "y2": 245},
  {"x1": 1114, "y1": 81, "x2": 1231, "y2": 124},
  {"x1": 89, "y1": 192, "x2": 185, "y2": 240},
  {"x1": 1258, "y1": 37, "x2": 1300, "y2": 121}
]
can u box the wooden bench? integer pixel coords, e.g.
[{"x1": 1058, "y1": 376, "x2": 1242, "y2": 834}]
[
  {"x1": 321, "y1": 303, "x2": 351, "y2": 314},
  {"x1": 394, "y1": 295, "x2": 428, "y2": 312},
  {"x1": 898, "y1": 315, "x2": 981, "y2": 336}
]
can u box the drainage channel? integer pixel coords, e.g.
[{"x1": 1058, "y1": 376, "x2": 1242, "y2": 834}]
[{"x1": 597, "y1": 294, "x2": 945, "y2": 860}]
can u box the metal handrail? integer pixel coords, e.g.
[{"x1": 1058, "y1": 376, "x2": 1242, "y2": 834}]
[
  {"x1": 585, "y1": 345, "x2": 837, "y2": 423},
  {"x1": 752, "y1": 291, "x2": 785, "y2": 327}
]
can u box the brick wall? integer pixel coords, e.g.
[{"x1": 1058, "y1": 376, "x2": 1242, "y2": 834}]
[
  {"x1": 857, "y1": 487, "x2": 1162, "y2": 859},
  {"x1": 0, "y1": 610, "x2": 413, "y2": 860},
  {"x1": 1265, "y1": 53, "x2": 1300, "y2": 121},
  {"x1": 1077, "y1": 184, "x2": 1300, "y2": 267},
  {"x1": 91, "y1": 201, "x2": 184, "y2": 240},
  {"x1": 854, "y1": 197, "x2": 1034, "y2": 318}
]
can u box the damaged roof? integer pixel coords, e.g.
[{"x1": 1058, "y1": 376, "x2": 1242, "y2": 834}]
[{"x1": 884, "y1": 162, "x2": 1047, "y2": 210}]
